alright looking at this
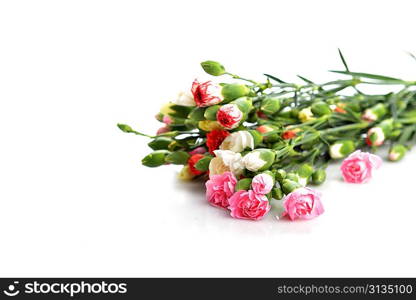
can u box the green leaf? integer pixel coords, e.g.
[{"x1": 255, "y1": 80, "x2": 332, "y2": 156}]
[
  {"x1": 337, "y1": 48, "x2": 350, "y2": 71},
  {"x1": 297, "y1": 75, "x2": 314, "y2": 84},
  {"x1": 329, "y1": 70, "x2": 405, "y2": 83},
  {"x1": 263, "y1": 73, "x2": 287, "y2": 84},
  {"x1": 194, "y1": 156, "x2": 212, "y2": 171}
]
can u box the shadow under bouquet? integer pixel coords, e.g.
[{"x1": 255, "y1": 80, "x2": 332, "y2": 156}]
[{"x1": 118, "y1": 51, "x2": 416, "y2": 221}]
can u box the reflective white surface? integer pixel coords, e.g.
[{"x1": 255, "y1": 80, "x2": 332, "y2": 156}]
[{"x1": 0, "y1": 0, "x2": 415, "y2": 277}]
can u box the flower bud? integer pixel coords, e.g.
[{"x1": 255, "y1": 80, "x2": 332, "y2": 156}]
[
  {"x1": 216, "y1": 104, "x2": 243, "y2": 129},
  {"x1": 260, "y1": 97, "x2": 281, "y2": 115},
  {"x1": 204, "y1": 105, "x2": 220, "y2": 121},
  {"x1": 221, "y1": 84, "x2": 250, "y2": 101},
  {"x1": 286, "y1": 172, "x2": 307, "y2": 186},
  {"x1": 256, "y1": 124, "x2": 279, "y2": 142},
  {"x1": 148, "y1": 137, "x2": 172, "y2": 150},
  {"x1": 298, "y1": 107, "x2": 315, "y2": 123},
  {"x1": 231, "y1": 97, "x2": 253, "y2": 114},
  {"x1": 165, "y1": 151, "x2": 190, "y2": 165},
  {"x1": 362, "y1": 103, "x2": 387, "y2": 122},
  {"x1": 366, "y1": 119, "x2": 393, "y2": 146},
  {"x1": 242, "y1": 149, "x2": 275, "y2": 172},
  {"x1": 272, "y1": 187, "x2": 284, "y2": 200},
  {"x1": 188, "y1": 107, "x2": 206, "y2": 122},
  {"x1": 200, "y1": 60, "x2": 226, "y2": 76},
  {"x1": 142, "y1": 150, "x2": 170, "y2": 167},
  {"x1": 198, "y1": 120, "x2": 223, "y2": 131},
  {"x1": 329, "y1": 140, "x2": 355, "y2": 159},
  {"x1": 236, "y1": 178, "x2": 252, "y2": 191},
  {"x1": 311, "y1": 169, "x2": 326, "y2": 185},
  {"x1": 311, "y1": 101, "x2": 332, "y2": 116},
  {"x1": 388, "y1": 144, "x2": 407, "y2": 161},
  {"x1": 275, "y1": 169, "x2": 287, "y2": 182},
  {"x1": 178, "y1": 165, "x2": 195, "y2": 181},
  {"x1": 296, "y1": 163, "x2": 314, "y2": 179},
  {"x1": 160, "y1": 103, "x2": 175, "y2": 115},
  {"x1": 282, "y1": 179, "x2": 302, "y2": 194}
]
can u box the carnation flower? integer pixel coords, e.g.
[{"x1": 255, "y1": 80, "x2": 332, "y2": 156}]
[
  {"x1": 191, "y1": 79, "x2": 223, "y2": 107},
  {"x1": 188, "y1": 154, "x2": 206, "y2": 176},
  {"x1": 228, "y1": 190, "x2": 271, "y2": 220},
  {"x1": 219, "y1": 131, "x2": 254, "y2": 153},
  {"x1": 173, "y1": 91, "x2": 196, "y2": 107},
  {"x1": 251, "y1": 173, "x2": 274, "y2": 195},
  {"x1": 206, "y1": 130, "x2": 230, "y2": 154},
  {"x1": 282, "y1": 187, "x2": 324, "y2": 221},
  {"x1": 209, "y1": 150, "x2": 244, "y2": 177},
  {"x1": 340, "y1": 150, "x2": 382, "y2": 183},
  {"x1": 216, "y1": 104, "x2": 243, "y2": 129},
  {"x1": 205, "y1": 172, "x2": 237, "y2": 209}
]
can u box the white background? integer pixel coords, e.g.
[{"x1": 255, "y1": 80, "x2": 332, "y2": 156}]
[{"x1": 1, "y1": 0, "x2": 416, "y2": 277}]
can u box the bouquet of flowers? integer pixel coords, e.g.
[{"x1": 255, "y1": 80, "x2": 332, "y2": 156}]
[{"x1": 118, "y1": 50, "x2": 416, "y2": 221}]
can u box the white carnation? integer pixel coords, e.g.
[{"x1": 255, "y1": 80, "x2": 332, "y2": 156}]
[
  {"x1": 173, "y1": 91, "x2": 195, "y2": 106},
  {"x1": 219, "y1": 131, "x2": 254, "y2": 153},
  {"x1": 210, "y1": 150, "x2": 244, "y2": 176},
  {"x1": 243, "y1": 151, "x2": 266, "y2": 172}
]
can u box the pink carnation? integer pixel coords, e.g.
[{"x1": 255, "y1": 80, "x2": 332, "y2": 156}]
[
  {"x1": 228, "y1": 190, "x2": 271, "y2": 220},
  {"x1": 340, "y1": 150, "x2": 382, "y2": 183},
  {"x1": 251, "y1": 173, "x2": 274, "y2": 195},
  {"x1": 205, "y1": 172, "x2": 237, "y2": 209},
  {"x1": 282, "y1": 187, "x2": 324, "y2": 221}
]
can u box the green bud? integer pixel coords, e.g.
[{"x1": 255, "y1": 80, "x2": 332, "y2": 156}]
[
  {"x1": 204, "y1": 105, "x2": 220, "y2": 121},
  {"x1": 236, "y1": 178, "x2": 252, "y2": 191},
  {"x1": 311, "y1": 101, "x2": 332, "y2": 116},
  {"x1": 311, "y1": 169, "x2": 326, "y2": 185},
  {"x1": 297, "y1": 163, "x2": 314, "y2": 179},
  {"x1": 379, "y1": 118, "x2": 394, "y2": 136},
  {"x1": 388, "y1": 144, "x2": 407, "y2": 162},
  {"x1": 275, "y1": 169, "x2": 287, "y2": 182},
  {"x1": 194, "y1": 156, "x2": 212, "y2": 172},
  {"x1": 260, "y1": 97, "x2": 281, "y2": 115},
  {"x1": 248, "y1": 130, "x2": 263, "y2": 146},
  {"x1": 282, "y1": 179, "x2": 301, "y2": 194},
  {"x1": 142, "y1": 150, "x2": 170, "y2": 167},
  {"x1": 221, "y1": 84, "x2": 250, "y2": 101},
  {"x1": 165, "y1": 151, "x2": 190, "y2": 165},
  {"x1": 200, "y1": 60, "x2": 226, "y2": 76},
  {"x1": 272, "y1": 187, "x2": 284, "y2": 200},
  {"x1": 188, "y1": 107, "x2": 206, "y2": 122},
  {"x1": 148, "y1": 137, "x2": 172, "y2": 150},
  {"x1": 231, "y1": 97, "x2": 253, "y2": 114},
  {"x1": 117, "y1": 123, "x2": 133, "y2": 133},
  {"x1": 286, "y1": 172, "x2": 299, "y2": 182}
]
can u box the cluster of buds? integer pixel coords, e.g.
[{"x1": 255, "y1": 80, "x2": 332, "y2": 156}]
[{"x1": 119, "y1": 55, "x2": 416, "y2": 222}]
